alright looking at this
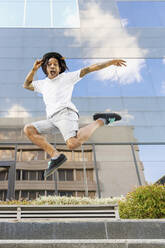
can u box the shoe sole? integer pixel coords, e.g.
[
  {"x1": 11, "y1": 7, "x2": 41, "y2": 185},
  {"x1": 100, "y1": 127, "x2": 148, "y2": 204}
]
[
  {"x1": 93, "y1": 112, "x2": 122, "y2": 121},
  {"x1": 44, "y1": 157, "x2": 67, "y2": 178}
]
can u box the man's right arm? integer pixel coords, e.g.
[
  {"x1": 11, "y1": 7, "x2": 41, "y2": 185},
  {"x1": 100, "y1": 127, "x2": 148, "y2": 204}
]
[{"x1": 23, "y1": 59, "x2": 43, "y2": 91}]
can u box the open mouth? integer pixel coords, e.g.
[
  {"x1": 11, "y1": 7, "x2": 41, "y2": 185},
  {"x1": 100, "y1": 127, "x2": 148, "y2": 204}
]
[{"x1": 50, "y1": 70, "x2": 56, "y2": 76}]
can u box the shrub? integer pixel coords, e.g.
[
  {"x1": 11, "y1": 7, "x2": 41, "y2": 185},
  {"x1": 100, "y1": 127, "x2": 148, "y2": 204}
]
[
  {"x1": 0, "y1": 196, "x2": 125, "y2": 205},
  {"x1": 119, "y1": 184, "x2": 165, "y2": 219}
]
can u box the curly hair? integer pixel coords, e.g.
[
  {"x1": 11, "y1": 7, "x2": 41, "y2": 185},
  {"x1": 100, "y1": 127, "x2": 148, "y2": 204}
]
[{"x1": 41, "y1": 52, "x2": 68, "y2": 75}]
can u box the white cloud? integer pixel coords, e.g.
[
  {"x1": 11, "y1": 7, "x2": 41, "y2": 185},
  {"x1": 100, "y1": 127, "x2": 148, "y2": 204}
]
[
  {"x1": 65, "y1": 1, "x2": 147, "y2": 84},
  {"x1": 65, "y1": 14, "x2": 80, "y2": 27},
  {"x1": 118, "y1": 110, "x2": 134, "y2": 124},
  {"x1": 121, "y1": 18, "x2": 128, "y2": 27},
  {"x1": 92, "y1": 58, "x2": 146, "y2": 84},
  {"x1": 63, "y1": 6, "x2": 80, "y2": 27},
  {"x1": 163, "y1": 58, "x2": 165, "y2": 64},
  {"x1": 5, "y1": 104, "x2": 31, "y2": 118}
]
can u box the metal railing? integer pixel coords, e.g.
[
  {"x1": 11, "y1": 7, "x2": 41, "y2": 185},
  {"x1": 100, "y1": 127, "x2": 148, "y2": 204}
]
[{"x1": 0, "y1": 142, "x2": 165, "y2": 200}]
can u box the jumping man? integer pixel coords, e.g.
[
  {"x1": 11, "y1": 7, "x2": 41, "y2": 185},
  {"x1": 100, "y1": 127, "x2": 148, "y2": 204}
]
[{"x1": 23, "y1": 52, "x2": 126, "y2": 178}]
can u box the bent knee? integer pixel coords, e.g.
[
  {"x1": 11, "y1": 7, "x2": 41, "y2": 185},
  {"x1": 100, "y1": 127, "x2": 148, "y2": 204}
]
[
  {"x1": 66, "y1": 140, "x2": 75, "y2": 150},
  {"x1": 66, "y1": 138, "x2": 81, "y2": 150},
  {"x1": 24, "y1": 125, "x2": 38, "y2": 136}
]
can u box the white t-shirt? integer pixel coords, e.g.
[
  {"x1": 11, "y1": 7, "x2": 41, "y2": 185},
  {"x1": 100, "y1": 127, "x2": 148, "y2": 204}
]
[{"x1": 32, "y1": 70, "x2": 81, "y2": 118}]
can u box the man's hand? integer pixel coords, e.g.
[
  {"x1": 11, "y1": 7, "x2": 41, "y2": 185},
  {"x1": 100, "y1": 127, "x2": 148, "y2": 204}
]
[
  {"x1": 111, "y1": 59, "x2": 127, "y2": 67},
  {"x1": 33, "y1": 59, "x2": 43, "y2": 71}
]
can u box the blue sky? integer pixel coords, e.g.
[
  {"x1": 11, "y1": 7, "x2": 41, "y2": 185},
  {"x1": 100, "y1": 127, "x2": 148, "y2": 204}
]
[
  {"x1": 0, "y1": 1, "x2": 164, "y2": 184},
  {"x1": 117, "y1": 2, "x2": 165, "y2": 27},
  {"x1": 139, "y1": 145, "x2": 165, "y2": 183}
]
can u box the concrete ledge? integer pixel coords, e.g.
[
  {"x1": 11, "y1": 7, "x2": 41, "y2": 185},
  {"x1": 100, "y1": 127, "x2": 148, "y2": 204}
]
[
  {"x1": 0, "y1": 205, "x2": 119, "y2": 220},
  {"x1": 0, "y1": 239, "x2": 165, "y2": 248},
  {"x1": 0, "y1": 220, "x2": 165, "y2": 240}
]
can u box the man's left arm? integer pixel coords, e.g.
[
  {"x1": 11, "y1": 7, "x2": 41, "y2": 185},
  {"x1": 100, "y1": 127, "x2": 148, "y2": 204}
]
[{"x1": 80, "y1": 59, "x2": 127, "y2": 78}]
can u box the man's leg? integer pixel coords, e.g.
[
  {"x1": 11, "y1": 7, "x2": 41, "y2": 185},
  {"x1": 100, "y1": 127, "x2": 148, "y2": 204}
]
[
  {"x1": 66, "y1": 112, "x2": 121, "y2": 150},
  {"x1": 24, "y1": 124, "x2": 67, "y2": 178},
  {"x1": 24, "y1": 125, "x2": 59, "y2": 157},
  {"x1": 66, "y1": 119, "x2": 103, "y2": 150}
]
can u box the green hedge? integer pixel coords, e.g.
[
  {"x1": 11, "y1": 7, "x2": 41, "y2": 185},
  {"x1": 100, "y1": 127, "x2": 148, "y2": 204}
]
[{"x1": 119, "y1": 184, "x2": 165, "y2": 219}]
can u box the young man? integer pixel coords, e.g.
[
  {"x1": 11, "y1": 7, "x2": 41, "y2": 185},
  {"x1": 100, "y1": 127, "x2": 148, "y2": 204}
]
[{"x1": 23, "y1": 52, "x2": 126, "y2": 178}]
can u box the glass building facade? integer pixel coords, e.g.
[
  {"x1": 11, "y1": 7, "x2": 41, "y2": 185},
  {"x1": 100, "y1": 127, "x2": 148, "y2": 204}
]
[{"x1": 0, "y1": 0, "x2": 165, "y2": 184}]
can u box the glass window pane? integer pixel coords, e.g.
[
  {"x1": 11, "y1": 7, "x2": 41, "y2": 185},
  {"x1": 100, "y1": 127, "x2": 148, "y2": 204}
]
[
  {"x1": 0, "y1": 171, "x2": 8, "y2": 181},
  {"x1": 59, "y1": 170, "x2": 65, "y2": 181},
  {"x1": 29, "y1": 191, "x2": 36, "y2": 200},
  {"x1": 59, "y1": 191, "x2": 74, "y2": 197},
  {"x1": 138, "y1": 145, "x2": 165, "y2": 183},
  {"x1": 66, "y1": 169, "x2": 73, "y2": 181},
  {"x1": 117, "y1": 2, "x2": 165, "y2": 27},
  {"x1": 38, "y1": 171, "x2": 44, "y2": 180},
  {"x1": 0, "y1": 1, "x2": 24, "y2": 27},
  {"x1": 26, "y1": 0, "x2": 51, "y2": 27},
  {"x1": 29, "y1": 171, "x2": 36, "y2": 180},
  {"x1": 146, "y1": 59, "x2": 165, "y2": 97},
  {"x1": 47, "y1": 190, "x2": 55, "y2": 195},
  {"x1": 22, "y1": 170, "x2": 28, "y2": 180},
  {"x1": 53, "y1": 0, "x2": 80, "y2": 28},
  {"x1": 21, "y1": 190, "x2": 28, "y2": 199},
  {"x1": 16, "y1": 170, "x2": 21, "y2": 180}
]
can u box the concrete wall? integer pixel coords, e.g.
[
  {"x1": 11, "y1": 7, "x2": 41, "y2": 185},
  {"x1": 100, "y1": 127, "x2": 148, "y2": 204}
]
[
  {"x1": 0, "y1": 220, "x2": 164, "y2": 240},
  {"x1": 92, "y1": 126, "x2": 146, "y2": 197}
]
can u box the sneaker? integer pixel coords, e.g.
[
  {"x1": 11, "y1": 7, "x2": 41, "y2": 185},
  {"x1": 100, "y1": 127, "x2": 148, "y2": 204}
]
[
  {"x1": 93, "y1": 112, "x2": 122, "y2": 125},
  {"x1": 44, "y1": 154, "x2": 67, "y2": 178}
]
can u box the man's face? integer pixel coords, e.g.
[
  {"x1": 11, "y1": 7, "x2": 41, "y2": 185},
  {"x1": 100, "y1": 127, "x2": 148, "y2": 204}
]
[{"x1": 46, "y1": 58, "x2": 61, "y2": 79}]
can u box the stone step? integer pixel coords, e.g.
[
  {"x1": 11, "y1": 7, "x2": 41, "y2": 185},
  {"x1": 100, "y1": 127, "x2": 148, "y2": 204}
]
[
  {"x1": 0, "y1": 220, "x2": 165, "y2": 240},
  {"x1": 0, "y1": 239, "x2": 165, "y2": 248}
]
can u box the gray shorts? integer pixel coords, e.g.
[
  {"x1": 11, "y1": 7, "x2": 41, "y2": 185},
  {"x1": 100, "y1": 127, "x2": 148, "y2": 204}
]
[{"x1": 31, "y1": 108, "x2": 79, "y2": 142}]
